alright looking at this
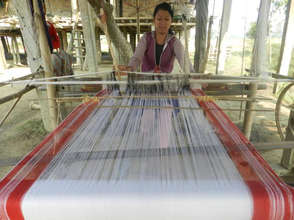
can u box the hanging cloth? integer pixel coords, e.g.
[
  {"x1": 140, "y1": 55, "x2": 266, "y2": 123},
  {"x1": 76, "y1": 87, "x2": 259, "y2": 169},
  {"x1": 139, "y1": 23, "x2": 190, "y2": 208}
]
[{"x1": 29, "y1": 0, "x2": 54, "y2": 53}]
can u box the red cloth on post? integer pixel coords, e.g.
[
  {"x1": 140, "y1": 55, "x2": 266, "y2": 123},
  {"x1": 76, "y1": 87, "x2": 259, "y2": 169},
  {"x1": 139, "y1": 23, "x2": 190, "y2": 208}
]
[{"x1": 47, "y1": 21, "x2": 60, "y2": 50}]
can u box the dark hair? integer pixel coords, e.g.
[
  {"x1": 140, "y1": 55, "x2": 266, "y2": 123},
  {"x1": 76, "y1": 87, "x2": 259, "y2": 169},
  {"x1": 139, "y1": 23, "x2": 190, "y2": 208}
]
[
  {"x1": 153, "y1": 2, "x2": 174, "y2": 34},
  {"x1": 153, "y1": 2, "x2": 174, "y2": 19}
]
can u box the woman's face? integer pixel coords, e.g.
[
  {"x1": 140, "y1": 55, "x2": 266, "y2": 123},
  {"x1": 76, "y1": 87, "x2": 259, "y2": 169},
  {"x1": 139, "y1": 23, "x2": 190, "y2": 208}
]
[{"x1": 154, "y1": 9, "x2": 172, "y2": 35}]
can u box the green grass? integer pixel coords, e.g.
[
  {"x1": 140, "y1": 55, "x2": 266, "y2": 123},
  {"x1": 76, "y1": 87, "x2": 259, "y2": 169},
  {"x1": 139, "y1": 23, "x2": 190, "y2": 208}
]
[{"x1": 17, "y1": 119, "x2": 48, "y2": 140}]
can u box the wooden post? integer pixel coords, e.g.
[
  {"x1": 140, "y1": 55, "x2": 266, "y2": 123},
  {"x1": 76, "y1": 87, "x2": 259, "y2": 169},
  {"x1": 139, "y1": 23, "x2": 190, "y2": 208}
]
[
  {"x1": 11, "y1": 0, "x2": 42, "y2": 73},
  {"x1": 33, "y1": 0, "x2": 58, "y2": 130},
  {"x1": 215, "y1": 0, "x2": 232, "y2": 74},
  {"x1": 1, "y1": 36, "x2": 9, "y2": 57},
  {"x1": 96, "y1": 31, "x2": 102, "y2": 63},
  {"x1": 194, "y1": 0, "x2": 209, "y2": 73},
  {"x1": 130, "y1": 33, "x2": 136, "y2": 52},
  {"x1": 273, "y1": 0, "x2": 294, "y2": 93},
  {"x1": 0, "y1": 39, "x2": 7, "y2": 72},
  {"x1": 4, "y1": 36, "x2": 11, "y2": 54},
  {"x1": 183, "y1": 20, "x2": 191, "y2": 74},
  {"x1": 281, "y1": 107, "x2": 294, "y2": 169},
  {"x1": 11, "y1": 0, "x2": 57, "y2": 131},
  {"x1": 243, "y1": 0, "x2": 271, "y2": 139},
  {"x1": 79, "y1": 0, "x2": 98, "y2": 72},
  {"x1": 12, "y1": 36, "x2": 21, "y2": 64},
  {"x1": 119, "y1": 0, "x2": 123, "y2": 17},
  {"x1": 202, "y1": 15, "x2": 214, "y2": 73},
  {"x1": 61, "y1": 31, "x2": 68, "y2": 51},
  {"x1": 243, "y1": 83, "x2": 257, "y2": 139},
  {"x1": 115, "y1": 0, "x2": 123, "y2": 17},
  {"x1": 75, "y1": 31, "x2": 83, "y2": 68},
  {"x1": 69, "y1": 0, "x2": 81, "y2": 67},
  {"x1": 136, "y1": 0, "x2": 140, "y2": 42},
  {"x1": 10, "y1": 36, "x2": 17, "y2": 65},
  {"x1": 123, "y1": 29, "x2": 127, "y2": 39}
]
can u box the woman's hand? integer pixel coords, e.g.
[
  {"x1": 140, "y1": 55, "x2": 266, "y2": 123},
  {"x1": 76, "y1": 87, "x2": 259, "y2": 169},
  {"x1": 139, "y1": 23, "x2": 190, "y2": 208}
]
[{"x1": 115, "y1": 65, "x2": 133, "y2": 80}]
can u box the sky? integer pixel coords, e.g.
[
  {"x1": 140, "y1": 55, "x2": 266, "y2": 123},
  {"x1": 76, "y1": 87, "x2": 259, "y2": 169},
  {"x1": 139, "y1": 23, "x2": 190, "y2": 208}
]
[
  {"x1": 186, "y1": 0, "x2": 261, "y2": 51},
  {"x1": 212, "y1": 0, "x2": 260, "y2": 37}
]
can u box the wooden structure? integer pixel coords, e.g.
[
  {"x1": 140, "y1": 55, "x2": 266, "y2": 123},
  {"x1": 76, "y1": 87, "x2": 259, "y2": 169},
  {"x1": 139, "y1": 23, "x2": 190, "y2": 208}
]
[{"x1": 0, "y1": 0, "x2": 195, "y2": 69}]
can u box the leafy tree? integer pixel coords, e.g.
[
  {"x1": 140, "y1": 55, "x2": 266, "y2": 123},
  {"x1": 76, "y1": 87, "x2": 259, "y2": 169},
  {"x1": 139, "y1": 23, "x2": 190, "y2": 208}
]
[
  {"x1": 271, "y1": 0, "x2": 288, "y2": 14},
  {"x1": 246, "y1": 22, "x2": 256, "y2": 39}
]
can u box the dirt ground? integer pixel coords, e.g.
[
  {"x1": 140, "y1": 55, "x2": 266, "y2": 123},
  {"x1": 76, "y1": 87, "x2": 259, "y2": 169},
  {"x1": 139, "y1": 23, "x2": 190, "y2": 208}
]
[
  {"x1": 215, "y1": 83, "x2": 291, "y2": 176},
  {"x1": 0, "y1": 83, "x2": 48, "y2": 178},
  {"x1": 0, "y1": 68, "x2": 292, "y2": 179}
]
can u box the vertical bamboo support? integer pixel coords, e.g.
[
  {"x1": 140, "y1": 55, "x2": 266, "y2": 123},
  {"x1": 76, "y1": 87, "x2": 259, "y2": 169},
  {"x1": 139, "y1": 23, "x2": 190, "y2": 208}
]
[
  {"x1": 61, "y1": 31, "x2": 68, "y2": 51},
  {"x1": 1, "y1": 36, "x2": 9, "y2": 57},
  {"x1": 11, "y1": 36, "x2": 17, "y2": 65},
  {"x1": 243, "y1": 0, "x2": 270, "y2": 139},
  {"x1": 281, "y1": 108, "x2": 294, "y2": 169},
  {"x1": 136, "y1": 0, "x2": 140, "y2": 42},
  {"x1": 243, "y1": 83, "x2": 257, "y2": 139},
  {"x1": 96, "y1": 31, "x2": 102, "y2": 63},
  {"x1": 273, "y1": 0, "x2": 294, "y2": 93},
  {"x1": 182, "y1": 19, "x2": 190, "y2": 74},
  {"x1": 215, "y1": 0, "x2": 232, "y2": 75},
  {"x1": 76, "y1": 31, "x2": 83, "y2": 67},
  {"x1": 12, "y1": 36, "x2": 21, "y2": 64},
  {"x1": 0, "y1": 39, "x2": 7, "y2": 72},
  {"x1": 194, "y1": 0, "x2": 209, "y2": 73},
  {"x1": 5, "y1": 36, "x2": 11, "y2": 54},
  {"x1": 130, "y1": 33, "x2": 136, "y2": 52},
  {"x1": 33, "y1": 0, "x2": 57, "y2": 130}
]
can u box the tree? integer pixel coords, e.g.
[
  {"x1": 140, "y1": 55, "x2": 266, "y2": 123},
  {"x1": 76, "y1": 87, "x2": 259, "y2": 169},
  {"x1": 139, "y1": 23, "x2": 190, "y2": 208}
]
[
  {"x1": 246, "y1": 22, "x2": 256, "y2": 39},
  {"x1": 272, "y1": 0, "x2": 288, "y2": 14},
  {"x1": 86, "y1": 0, "x2": 133, "y2": 65}
]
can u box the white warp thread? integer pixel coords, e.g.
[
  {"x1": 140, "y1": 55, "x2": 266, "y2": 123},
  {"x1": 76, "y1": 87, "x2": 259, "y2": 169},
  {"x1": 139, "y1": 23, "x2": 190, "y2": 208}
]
[{"x1": 22, "y1": 90, "x2": 253, "y2": 220}]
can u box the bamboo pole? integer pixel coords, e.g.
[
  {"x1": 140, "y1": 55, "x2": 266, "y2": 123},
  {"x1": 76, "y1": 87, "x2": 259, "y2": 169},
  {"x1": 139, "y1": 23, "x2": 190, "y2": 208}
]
[
  {"x1": 243, "y1": 0, "x2": 271, "y2": 139},
  {"x1": 0, "y1": 85, "x2": 35, "y2": 105},
  {"x1": 5, "y1": 36, "x2": 11, "y2": 54},
  {"x1": 273, "y1": 0, "x2": 294, "y2": 93},
  {"x1": 12, "y1": 36, "x2": 21, "y2": 64},
  {"x1": 33, "y1": 0, "x2": 57, "y2": 130},
  {"x1": 130, "y1": 33, "x2": 136, "y2": 52},
  {"x1": 194, "y1": 0, "x2": 209, "y2": 73},
  {"x1": 253, "y1": 141, "x2": 294, "y2": 151},
  {"x1": 202, "y1": 15, "x2": 213, "y2": 73},
  {"x1": 136, "y1": 0, "x2": 140, "y2": 43},
  {"x1": 243, "y1": 82, "x2": 257, "y2": 139},
  {"x1": 281, "y1": 108, "x2": 294, "y2": 169},
  {"x1": 0, "y1": 36, "x2": 9, "y2": 57},
  {"x1": 96, "y1": 31, "x2": 102, "y2": 63},
  {"x1": 11, "y1": 36, "x2": 17, "y2": 65},
  {"x1": 215, "y1": 0, "x2": 232, "y2": 74},
  {"x1": 61, "y1": 31, "x2": 68, "y2": 51},
  {"x1": 0, "y1": 39, "x2": 7, "y2": 72},
  {"x1": 0, "y1": 95, "x2": 22, "y2": 129}
]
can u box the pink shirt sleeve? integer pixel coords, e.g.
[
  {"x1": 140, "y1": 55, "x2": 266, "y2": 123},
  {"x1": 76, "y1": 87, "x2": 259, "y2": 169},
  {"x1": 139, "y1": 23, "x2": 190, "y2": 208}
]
[
  {"x1": 173, "y1": 38, "x2": 194, "y2": 73},
  {"x1": 128, "y1": 33, "x2": 147, "y2": 71}
]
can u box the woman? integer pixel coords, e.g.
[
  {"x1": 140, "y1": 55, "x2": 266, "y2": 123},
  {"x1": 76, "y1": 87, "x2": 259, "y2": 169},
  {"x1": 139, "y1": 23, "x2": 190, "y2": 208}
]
[
  {"x1": 120, "y1": 3, "x2": 192, "y2": 148},
  {"x1": 119, "y1": 2, "x2": 194, "y2": 74}
]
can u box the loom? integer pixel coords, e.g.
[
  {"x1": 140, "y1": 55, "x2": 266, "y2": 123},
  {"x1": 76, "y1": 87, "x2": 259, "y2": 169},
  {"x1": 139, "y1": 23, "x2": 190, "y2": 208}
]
[{"x1": 1, "y1": 74, "x2": 294, "y2": 220}]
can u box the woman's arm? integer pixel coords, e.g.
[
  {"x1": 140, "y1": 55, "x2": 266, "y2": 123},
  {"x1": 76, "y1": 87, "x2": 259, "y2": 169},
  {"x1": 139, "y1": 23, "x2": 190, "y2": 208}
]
[
  {"x1": 173, "y1": 38, "x2": 194, "y2": 73},
  {"x1": 128, "y1": 33, "x2": 147, "y2": 71}
]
